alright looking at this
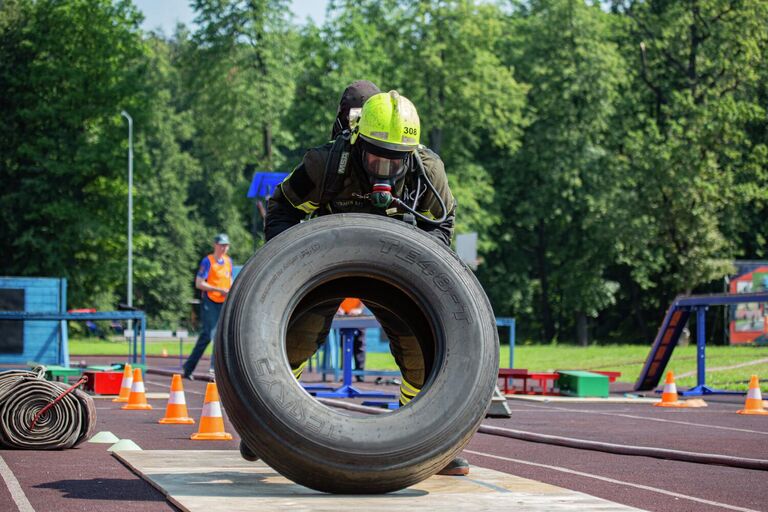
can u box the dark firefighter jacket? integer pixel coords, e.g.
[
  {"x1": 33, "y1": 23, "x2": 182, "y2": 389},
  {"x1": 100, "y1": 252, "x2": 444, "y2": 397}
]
[{"x1": 266, "y1": 142, "x2": 456, "y2": 246}]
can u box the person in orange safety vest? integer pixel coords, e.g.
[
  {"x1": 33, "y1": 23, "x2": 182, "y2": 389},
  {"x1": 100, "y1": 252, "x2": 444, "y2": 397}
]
[
  {"x1": 337, "y1": 298, "x2": 366, "y2": 382},
  {"x1": 183, "y1": 233, "x2": 232, "y2": 380}
]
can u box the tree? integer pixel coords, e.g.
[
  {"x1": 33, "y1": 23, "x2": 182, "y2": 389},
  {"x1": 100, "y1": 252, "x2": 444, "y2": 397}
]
[
  {"x1": 286, "y1": 0, "x2": 400, "y2": 151},
  {"x1": 481, "y1": 0, "x2": 627, "y2": 344},
  {"x1": 129, "y1": 34, "x2": 203, "y2": 326},
  {"x1": 290, "y1": 1, "x2": 529, "y2": 242},
  {"x1": 611, "y1": 0, "x2": 768, "y2": 336},
  {"x1": 0, "y1": 0, "x2": 147, "y2": 310},
  {"x1": 183, "y1": 0, "x2": 299, "y2": 257},
  {"x1": 398, "y1": 1, "x2": 529, "y2": 238}
]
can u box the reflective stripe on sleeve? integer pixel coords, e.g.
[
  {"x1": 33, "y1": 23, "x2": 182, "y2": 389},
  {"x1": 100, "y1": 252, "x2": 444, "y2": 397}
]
[
  {"x1": 295, "y1": 201, "x2": 319, "y2": 213},
  {"x1": 292, "y1": 360, "x2": 308, "y2": 380},
  {"x1": 279, "y1": 183, "x2": 319, "y2": 214},
  {"x1": 417, "y1": 210, "x2": 436, "y2": 220}
]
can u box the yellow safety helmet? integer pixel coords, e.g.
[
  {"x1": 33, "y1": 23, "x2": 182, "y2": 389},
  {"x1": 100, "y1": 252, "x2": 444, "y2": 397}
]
[{"x1": 356, "y1": 90, "x2": 420, "y2": 153}]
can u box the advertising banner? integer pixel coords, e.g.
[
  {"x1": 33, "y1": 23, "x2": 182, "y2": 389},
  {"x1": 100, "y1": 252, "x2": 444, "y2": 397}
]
[{"x1": 729, "y1": 261, "x2": 768, "y2": 345}]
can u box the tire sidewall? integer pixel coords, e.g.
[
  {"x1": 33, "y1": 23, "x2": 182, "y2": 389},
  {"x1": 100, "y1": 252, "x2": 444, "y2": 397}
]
[{"x1": 217, "y1": 214, "x2": 498, "y2": 491}]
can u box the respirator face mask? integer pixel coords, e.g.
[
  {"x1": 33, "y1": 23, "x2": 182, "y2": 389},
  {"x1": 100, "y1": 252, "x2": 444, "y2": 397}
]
[
  {"x1": 362, "y1": 151, "x2": 407, "y2": 183},
  {"x1": 358, "y1": 137, "x2": 409, "y2": 184},
  {"x1": 359, "y1": 143, "x2": 410, "y2": 208}
]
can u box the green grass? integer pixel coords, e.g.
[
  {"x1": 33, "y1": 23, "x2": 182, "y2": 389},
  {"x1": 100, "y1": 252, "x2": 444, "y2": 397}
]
[
  {"x1": 69, "y1": 337, "x2": 211, "y2": 358},
  {"x1": 503, "y1": 344, "x2": 768, "y2": 391},
  {"x1": 369, "y1": 344, "x2": 768, "y2": 392},
  {"x1": 367, "y1": 345, "x2": 651, "y2": 378},
  {"x1": 71, "y1": 337, "x2": 768, "y2": 392}
]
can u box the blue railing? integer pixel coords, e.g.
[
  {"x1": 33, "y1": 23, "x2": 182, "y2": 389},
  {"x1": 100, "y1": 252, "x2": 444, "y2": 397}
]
[{"x1": 0, "y1": 310, "x2": 147, "y2": 366}]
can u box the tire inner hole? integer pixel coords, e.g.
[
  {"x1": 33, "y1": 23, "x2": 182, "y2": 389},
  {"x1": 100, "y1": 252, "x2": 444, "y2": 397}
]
[{"x1": 284, "y1": 275, "x2": 438, "y2": 407}]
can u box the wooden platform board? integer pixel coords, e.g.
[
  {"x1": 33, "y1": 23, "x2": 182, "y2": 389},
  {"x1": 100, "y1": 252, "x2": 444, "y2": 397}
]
[{"x1": 114, "y1": 450, "x2": 640, "y2": 512}]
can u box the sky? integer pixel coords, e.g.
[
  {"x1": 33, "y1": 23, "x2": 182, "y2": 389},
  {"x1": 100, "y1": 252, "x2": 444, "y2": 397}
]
[{"x1": 133, "y1": 0, "x2": 328, "y2": 34}]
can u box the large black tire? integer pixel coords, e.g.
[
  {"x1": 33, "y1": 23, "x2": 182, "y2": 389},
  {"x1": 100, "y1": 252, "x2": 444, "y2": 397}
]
[{"x1": 215, "y1": 214, "x2": 498, "y2": 494}]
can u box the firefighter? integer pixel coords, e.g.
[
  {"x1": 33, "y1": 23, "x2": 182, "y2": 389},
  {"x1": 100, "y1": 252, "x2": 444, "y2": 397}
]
[{"x1": 248, "y1": 84, "x2": 466, "y2": 476}]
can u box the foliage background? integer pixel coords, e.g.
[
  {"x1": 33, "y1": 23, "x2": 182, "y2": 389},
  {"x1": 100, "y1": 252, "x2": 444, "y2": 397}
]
[{"x1": 1, "y1": 0, "x2": 766, "y2": 342}]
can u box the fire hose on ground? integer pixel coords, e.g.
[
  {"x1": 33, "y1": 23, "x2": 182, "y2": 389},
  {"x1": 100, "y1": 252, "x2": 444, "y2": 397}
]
[
  {"x1": 0, "y1": 367, "x2": 96, "y2": 449},
  {"x1": 319, "y1": 398, "x2": 768, "y2": 472}
]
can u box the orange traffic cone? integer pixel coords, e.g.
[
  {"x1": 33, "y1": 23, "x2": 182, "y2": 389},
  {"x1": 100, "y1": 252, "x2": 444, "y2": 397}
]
[
  {"x1": 654, "y1": 371, "x2": 701, "y2": 408},
  {"x1": 159, "y1": 374, "x2": 195, "y2": 424},
  {"x1": 121, "y1": 368, "x2": 153, "y2": 410},
  {"x1": 191, "y1": 382, "x2": 232, "y2": 440},
  {"x1": 737, "y1": 375, "x2": 768, "y2": 415},
  {"x1": 112, "y1": 364, "x2": 133, "y2": 402}
]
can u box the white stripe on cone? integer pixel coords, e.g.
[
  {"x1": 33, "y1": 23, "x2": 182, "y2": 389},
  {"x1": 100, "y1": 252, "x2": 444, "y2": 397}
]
[
  {"x1": 664, "y1": 382, "x2": 677, "y2": 394},
  {"x1": 169, "y1": 391, "x2": 186, "y2": 405},
  {"x1": 121, "y1": 377, "x2": 133, "y2": 388},
  {"x1": 747, "y1": 387, "x2": 762, "y2": 400},
  {"x1": 132, "y1": 381, "x2": 145, "y2": 393},
  {"x1": 202, "y1": 401, "x2": 222, "y2": 418}
]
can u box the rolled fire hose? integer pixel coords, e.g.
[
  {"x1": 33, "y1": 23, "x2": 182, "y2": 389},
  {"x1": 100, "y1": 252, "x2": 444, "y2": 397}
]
[{"x1": 0, "y1": 367, "x2": 96, "y2": 449}]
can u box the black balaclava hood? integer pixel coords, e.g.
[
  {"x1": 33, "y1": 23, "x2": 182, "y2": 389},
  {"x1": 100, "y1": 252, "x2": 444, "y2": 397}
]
[{"x1": 331, "y1": 80, "x2": 381, "y2": 139}]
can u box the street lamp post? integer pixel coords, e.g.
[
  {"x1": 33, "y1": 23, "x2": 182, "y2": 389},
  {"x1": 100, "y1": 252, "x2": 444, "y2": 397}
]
[{"x1": 121, "y1": 111, "x2": 133, "y2": 316}]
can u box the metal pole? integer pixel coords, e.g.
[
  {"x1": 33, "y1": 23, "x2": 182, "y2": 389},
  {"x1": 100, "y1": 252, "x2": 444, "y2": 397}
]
[
  {"x1": 341, "y1": 329, "x2": 353, "y2": 389},
  {"x1": 120, "y1": 111, "x2": 133, "y2": 318},
  {"x1": 140, "y1": 314, "x2": 146, "y2": 366},
  {"x1": 696, "y1": 307, "x2": 707, "y2": 388},
  {"x1": 509, "y1": 318, "x2": 516, "y2": 368}
]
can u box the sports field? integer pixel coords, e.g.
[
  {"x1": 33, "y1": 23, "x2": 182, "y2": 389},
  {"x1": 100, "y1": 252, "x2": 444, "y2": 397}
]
[{"x1": 70, "y1": 338, "x2": 768, "y2": 392}]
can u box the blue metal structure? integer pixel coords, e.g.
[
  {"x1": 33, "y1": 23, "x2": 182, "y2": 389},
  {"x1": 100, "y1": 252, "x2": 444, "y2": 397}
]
[
  {"x1": 307, "y1": 316, "x2": 516, "y2": 394},
  {"x1": 0, "y1": 277, "x2": 67, "y2": 365},
  {"x1": 246, "y1": 172, "x2": 289, "y2": 198},
  {"x1": 0, "y1": 311, "x2": 147, "y2": 366},
  {"x1": 305, "y1": 316, "x2": 397, "y2": 400},
  {"x1": 634, "y1": 292, "x2": 768, "y2": 394},
  {"x1": 310, "y1": 319, "x2": 398, "y2": 401},
  {"x1": 496, "y1": 317, "x2": 516, "y2": 368}
]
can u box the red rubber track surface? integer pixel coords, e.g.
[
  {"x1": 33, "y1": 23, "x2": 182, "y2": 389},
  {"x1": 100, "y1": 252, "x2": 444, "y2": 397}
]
[{"x1": 0, "y1": 357, "x2": 765, "y2": 512}]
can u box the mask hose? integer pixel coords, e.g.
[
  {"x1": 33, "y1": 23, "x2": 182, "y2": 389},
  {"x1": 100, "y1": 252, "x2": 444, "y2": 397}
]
[
  {"x1": 402, "y1": 151, "x2": 448, "y2": 225},
  {"x1": 359, "y1": 152, "x2": 449, "y2": 226}
]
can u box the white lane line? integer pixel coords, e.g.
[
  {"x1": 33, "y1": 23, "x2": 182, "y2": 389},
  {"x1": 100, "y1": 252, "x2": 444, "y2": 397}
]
[
  {"x1": 145, "y1": 380, "x2": 204, "y2": 395},
  {"x1": 466, "y1": 449, "x2": 761, "y2": 512},
  {"x1": 517, "y1": 403, "x2": 768, "y2": 435},
  {"x1": 601, "y1": 412, "x2": 768, "y2": 435},
  {"x1": 0, "y1": 456, "x2": 35, "y2": 512},
  {"x1": 677, "y1": 357, "x2": 768, "y2": 378}
]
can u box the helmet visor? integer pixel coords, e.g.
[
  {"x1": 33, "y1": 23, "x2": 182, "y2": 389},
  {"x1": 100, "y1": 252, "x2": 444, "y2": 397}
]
[{"x1": 363, "y1": 151, "x2": 406, "y2": 180}]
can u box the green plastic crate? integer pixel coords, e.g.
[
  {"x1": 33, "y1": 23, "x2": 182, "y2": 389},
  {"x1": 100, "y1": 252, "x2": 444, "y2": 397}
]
[
  {"x1": 110, "y1": 362, "x2": 147, "y2": 372},
  {"x1": 41, "y1": 365, "x2": 83, "y2": 382},
  {"x1": 85, "y1": 365, "x2": 121, "y2": 372},
  {"x1": 556, "y1": 370, "x2": 609, "y2": 397}
]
